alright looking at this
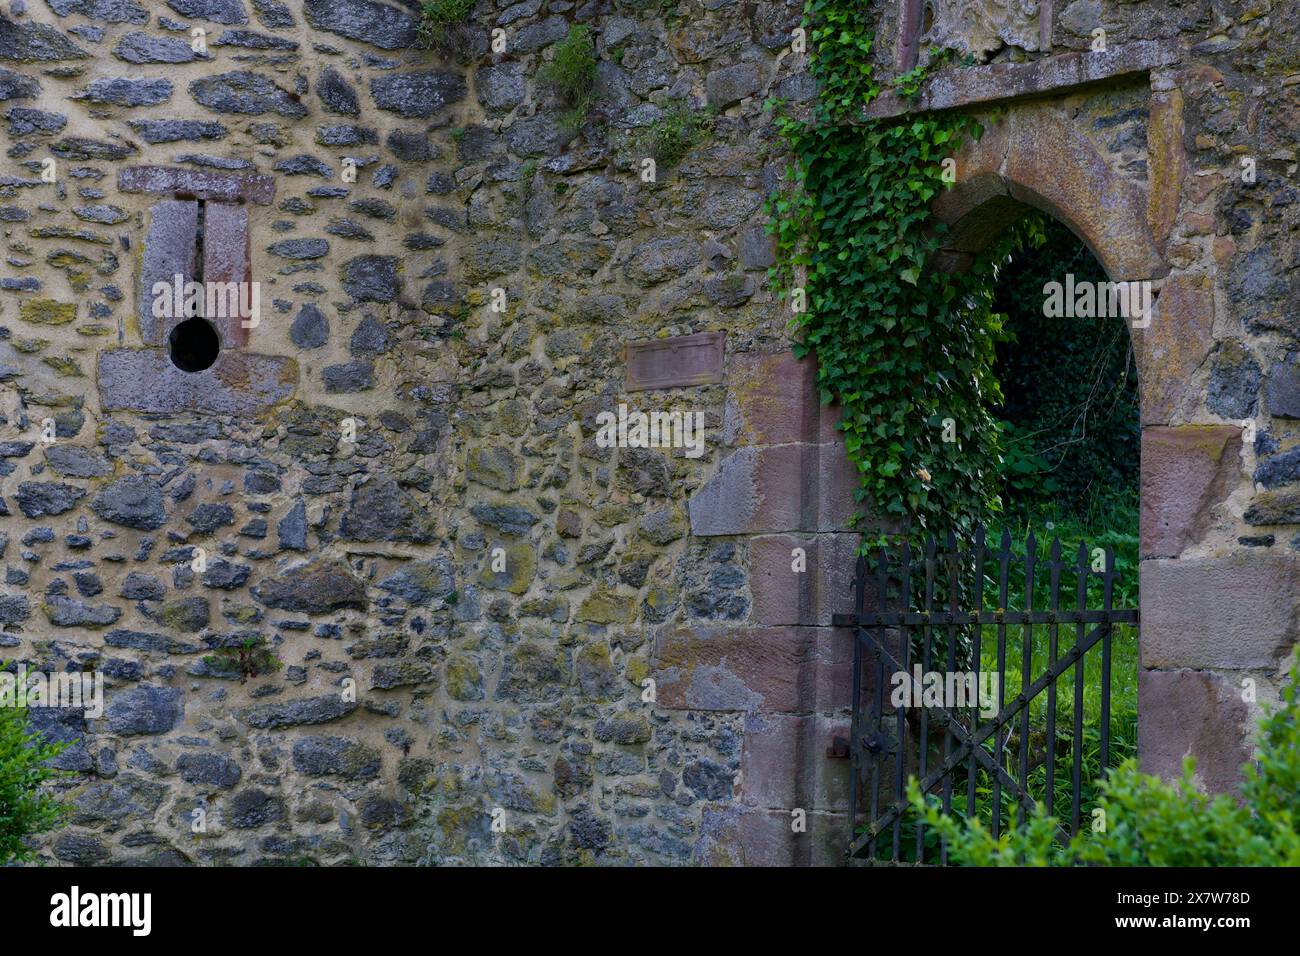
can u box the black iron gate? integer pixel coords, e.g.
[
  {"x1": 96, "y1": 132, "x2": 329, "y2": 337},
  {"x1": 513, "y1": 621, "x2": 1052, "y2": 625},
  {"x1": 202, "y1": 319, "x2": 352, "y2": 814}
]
[{"x1": 831, "y1": 527, "x2": 1138, "y2": 864}]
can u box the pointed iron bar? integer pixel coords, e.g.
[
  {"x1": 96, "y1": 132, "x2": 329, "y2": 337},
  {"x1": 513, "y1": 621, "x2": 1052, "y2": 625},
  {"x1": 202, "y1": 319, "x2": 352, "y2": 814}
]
[
  {"x1": 1071, "y1": 541, "x2": 1088, "y2": 836},
  {"x1": 916, "y1": 537, "x2": 937, "y2": 862},
  {"x1": 1046, "y1": 537, "x2": 1062, "y2": 819},
  {"x1": 940, "y1": 531, "x2": 959, "y2": 865},
  {"x1": 992, "y1": 530, "x2": 1011, "y2": 839},
  {"x1": 893, "y1": 542, "x2": 911, "y2": 862},
  {"x1": 966, "y1": 527, "x2": 986, "y2": 824},
  {"x1": 1017, "y1": 533, "x2": 1036, "y2": 828},
  {"x1": 1100, "y1": 545, "x2": 1115, "y2": 773}
]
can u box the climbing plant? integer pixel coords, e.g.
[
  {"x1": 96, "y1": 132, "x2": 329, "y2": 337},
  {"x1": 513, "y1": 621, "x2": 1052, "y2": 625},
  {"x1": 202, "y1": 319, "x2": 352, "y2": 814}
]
[{"x1": 767, "y1": 0, "x2": 1030, "y2": 545}]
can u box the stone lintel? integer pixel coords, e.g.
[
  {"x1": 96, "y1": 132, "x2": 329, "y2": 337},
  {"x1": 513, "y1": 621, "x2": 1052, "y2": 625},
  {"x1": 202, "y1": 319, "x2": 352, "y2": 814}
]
[
  {"x1": 863, "y1": 40, "x2": 1185, "y2": 120},
  {"x1": 98, "y1": 348, "x2": 297, "y2": 415},
  {"x1": 119, "y1": 165, "x2": 277, "y2": 206}
]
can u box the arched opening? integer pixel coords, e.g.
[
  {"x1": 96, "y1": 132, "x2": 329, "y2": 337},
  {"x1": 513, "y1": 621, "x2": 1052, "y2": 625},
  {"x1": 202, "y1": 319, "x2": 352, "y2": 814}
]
[{"x1": 851, "y1": 197, "x2": 1144, "y2": 864}]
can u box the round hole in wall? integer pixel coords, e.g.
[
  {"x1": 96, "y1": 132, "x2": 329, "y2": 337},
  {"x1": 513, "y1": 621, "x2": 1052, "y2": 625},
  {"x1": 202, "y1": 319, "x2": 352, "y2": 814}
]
[{"x1": 168, "y1": 317, "x2": 221, "y2": 373}]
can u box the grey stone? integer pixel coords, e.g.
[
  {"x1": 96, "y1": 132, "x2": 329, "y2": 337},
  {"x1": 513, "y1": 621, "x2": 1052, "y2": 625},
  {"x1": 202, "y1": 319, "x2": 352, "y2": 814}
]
[
  {"x1": 341, "y1": 478, "x2": 434, "y2": 543},
  {"x1": 0, "y1": 13, "x2": 89, "y2": 61},
  {"x1": 240, "y1": 693, "x2": 357, "y2": 729},
  {"x1": 323, "y1": 360, "x2": 374, "y2": 393},
  {"x1": 16, "y1": 481, "x2": 85, "y2": 517},
  {"x1": 277, "y1": 498, "x2": 307, "y2": 551},
  {"x1": 341, "y1": 255, "x2": 402, "y2": 302},
  {"x1": 73, "y1": 76, "x2": 172, "y2": 107},
  {"x1": 105, "y1": 685, "x2": 182, "y2": 735},
  {"x1": 315, "y1": 124, "x2": 376, "y2": 147},
  {"x1": 113, "y1": 31, "x2": 202, "y2": 63},
  {"x1": 213, "y1": 28, "x2": 297, "y2": 49},
  {"x1": 706, "y1": 63, "x2": 761, "y2": 108},
  {"x1": 267, "y1": 237, "x2": 328, "y2": 259},
  {"x1": 72, "y1": 776, "x2": 166, "y2": 825},
  {"x1": 477, "y1": 62, "x2": 525, "y2": 112},
  {"x1": 385, "y1": 128, "x2": 434, "y2": 162},
  {"x1": 189, "y1": 71, "x2": 308, "y2": 118},
  {"x1": 376, "y1": 557, "x2": 454, "y2": 605},
  {"x1": 504, "y1": 113, "x2": 566, "y2": 156},
  {"x1": 44, "y1": 444, "x2": 111, "y2": 478},
  {"x1": 1266, "y1": 360, "x2": 1300, "y2": 419},
  {"x1": 683, "y1": 759, "x2": 733, "y2": 800},
  {"x1": 253, "y1": 558, "x2": 367, "y2": 613},
  {"x1": 202, "y1": 559, "x2": 251, "y2": 589},
  {"x1": 1254, "y1": 446, "x2": 1300, "y2": 490},
  {"x1": 1206, "y1": 340, "x2": 1261, "y2": 420},
  {"x1": 128, "y1": 118, "x2": 226, "y2": 143},
  {"x1": 514, "y1": 15, "x2": 567, "y2": 53},
  {"x1": 186, "y1": 502, "x2": 235, "y2": 534},
  {"x1": 0, "y1": 594, "x2": 30, "y2": 625},
  {"x1": 51, "y1": 136, "x2": 135, "y2": 160},
  {"x1": 5, "y1": 106, "x2": 64, "y2": 134},
  {"x1": 176, "y1": 751, "x2": 241, "y2": 787},
  {"x1": 316, "y1": 64, "x2": 358, "y2": 115},
  {"x1": 120, "y1": 572, "x2": 165, "y2": 601},
  {"x1": 371, "y1": 70, "x2": 466, "y2": 118},
  {"x1": 291, "y1": 735, "x2": 380, "y2": 779},
  {"x1": 289, "y1": 303, "x2": 328, "y2": 348},
  {"x1": 350, "y1": 316, "x2": 389, "y2": 354},
  {"x1": 43, "y1": 595, "x2": 121, "y2": 627},
  {"x1": 98, "y1": 349, "x2": 296, "y2": 415},
  {"x1": 165, "y1": 0, "x2": 248, "y2": 24},
  {"x1": 625, "y1": 235, "x2": 701, "y2": 286},
  {"x1": 45, "y1": 0, "x2": 148, "y2": 23},
  {"x1": 71, "y1": 202, "x2": 127, "y2": 223},
  {"x1": 91, "y1": 476, "x2": 166, "y2": 530},
  {"x1": 251, "y1": 0, "x2": 293, "y2": 28},
  {"x1": 469, "y1": 503, "x2": 538, "y2": 537},
  {"x1": 303, "y1": 0, "x2": 415, "y2": 49},
  {"x1": 225, "y1": 788, "x2": 286, "y2": 828},
  {"x1": 0, "y1": 65, "x2": 38, "y2": 99},
  {"x1": 106, "y1": 628, "x2": 201, "y2": 654},
  {"x1": 274, "y1": 153, "x2": 333, "y2": 177}
]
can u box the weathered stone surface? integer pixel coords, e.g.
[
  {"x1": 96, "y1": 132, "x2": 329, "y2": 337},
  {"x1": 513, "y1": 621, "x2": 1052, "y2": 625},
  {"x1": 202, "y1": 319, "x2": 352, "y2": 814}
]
[
  {"x1": 1140, "y1": 556, "x2": 1300, "y2": 669},
  {"x1": 705, "y1": 63, "x2": 761, "y2": 108},
  {"x1": 225, "y1": 788, "x2": 286, "y2": 828},
  {"x1": 119, "y1": 165, "x2": 274, "y2": 204},
  {"x1": 0, "y1": 13, "x2": 89, "y2": 62},
  {"x1": 166, "y1": 0, "x2": 248, "y2": 24},
  {"x1": 1140, "y1": 426, "x2": 1241, "y2": 559},
  {"x1": 377, "y1": 558, "x2": 454, "y2": 606},
  {"x1": 1265, "y1": 359, "x2": 1300, "y2": 419},
  {"x1": 341, "y1": 255, "x2": 402, "y2": 301},
  {"x1": 73, "y1": 76, "x2": 172, "y2": 107},
  {"x1": 97, "y1": 349, "x2": 297, "y2": 415},
  {"x1": 44, "y1": 444, "x2": 111, "y2": 478},
  {"x1": 90, "y1": 476, "x2": 166, "y2": 530},
  {"x1": 1244, "y1": 489, "x2": 1300, "y2": 526},
  {"x1": 340, "y1": 478, "x2": 434, "y2": 543},
  {"x1": 316, "y1": 64, "x2": 358, "y2": 115},
  {"x1": 1133, "y1": 273, "x2": 1214, "y2": 425},
  {"x1": 44, "y1": 595, "x2": 121, "y2": 627},
  {"x1": 291, "y1": 735, "x2": 380, "y2": 779},
  {"x1": 252, "y1": 558, "x2": 367, "y2": 613},
  {"x1": 1138, "y1": 669, "x2": 1251, "y2": 795},
  {"x1": 176, "y1": 751, "x2": 241, "y2": 787},
  {"x1": 303, "y1": 0, "x2": 416, "y2": 50},
  {"x1": 1254, "y1": 446, "x2": 1300, "y2": 490},
  {"x1": 0, "y1": 66, "x2": 39, "y2": 100},
  {"x1": 47, "y1": 0, "x2": 148, "y2": 23},
  {"x1": 113, "y1": 31, "x2": 203, "y2": 64},
  {"x1": 189, "y1": 71, "x2": 307, "y2": 117},
  {"x1": 16, "y1": 481, "x2": 85, "y2": 518},
  {"x1": 6, "y1": 106, "x2": 65, "y2": 135},
  {"x1": 289, "y1": 303, "x2": 328, "y2": 348},
  {"x1": 1206, "y1": 339, "x2": 1261, "y2": 420},
  {"x1": 106, "y1": 685, "x2": 182, "y2": 736},
  {"x1": 240, "y1": 694, "x2": 356, "y2": 729},
  {"x1": 371, "y1": 71, "x2": 467, "y2": 118}
]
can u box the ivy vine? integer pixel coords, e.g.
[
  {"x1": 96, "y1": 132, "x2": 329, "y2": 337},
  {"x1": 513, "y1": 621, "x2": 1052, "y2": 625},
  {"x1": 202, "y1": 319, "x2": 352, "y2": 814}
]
[{"x1": 767, "y1": 0, "x2": 1032, "y2": 546}]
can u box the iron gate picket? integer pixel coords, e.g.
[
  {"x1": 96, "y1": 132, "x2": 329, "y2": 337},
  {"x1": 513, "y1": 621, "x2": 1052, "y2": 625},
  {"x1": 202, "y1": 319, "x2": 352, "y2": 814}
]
[{"x1": 831, "y1": 526, "x2": 1138, "y2": 864}]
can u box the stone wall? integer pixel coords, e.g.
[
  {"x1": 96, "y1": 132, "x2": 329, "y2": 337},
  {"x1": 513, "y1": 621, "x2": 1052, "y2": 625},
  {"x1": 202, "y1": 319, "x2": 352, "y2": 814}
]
[{"x1": 0, "y1": 0, "x2": 1297, "y2": 867}]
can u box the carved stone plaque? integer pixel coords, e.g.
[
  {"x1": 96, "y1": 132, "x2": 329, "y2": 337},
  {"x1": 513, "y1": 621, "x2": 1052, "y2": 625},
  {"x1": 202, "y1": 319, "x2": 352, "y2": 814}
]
[
  {"x1": 625, "y1": 332, "x2": 726, "y2": 391},
  {"x1": 924, "y1": 0, "x2": 1044, "y2": 62}
]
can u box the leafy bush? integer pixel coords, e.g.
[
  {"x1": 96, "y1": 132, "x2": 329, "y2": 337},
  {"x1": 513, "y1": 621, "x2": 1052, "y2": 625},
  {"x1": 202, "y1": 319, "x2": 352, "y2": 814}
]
[
  {"x1": 417, "y1": 0, "x2": 475, "y2": 52},
  {"x1": 538, "y1": 25, "x2": 598, "y2": 130},
  {"x1": 910, "y1": 655, "x2": 1300, "y2": 866},
  {"x1": 0, "y1": 695, "x2": 69, "y2": 864},
  {"x1": 629, "y1": 101, "x2": 711, "y2": 170}
]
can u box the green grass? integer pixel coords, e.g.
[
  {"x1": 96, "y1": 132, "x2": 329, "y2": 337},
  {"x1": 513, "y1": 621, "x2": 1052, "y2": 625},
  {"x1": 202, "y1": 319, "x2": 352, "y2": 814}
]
[
  {"x1": 628, "y1": 100, "x2": 711, "y2": 170},
  {"x1": 417, "y1": 0, "x2": 475, "y2": 51},
  {"x1": 538, "y1": 25, "x2": 598, "y2": 130}
]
